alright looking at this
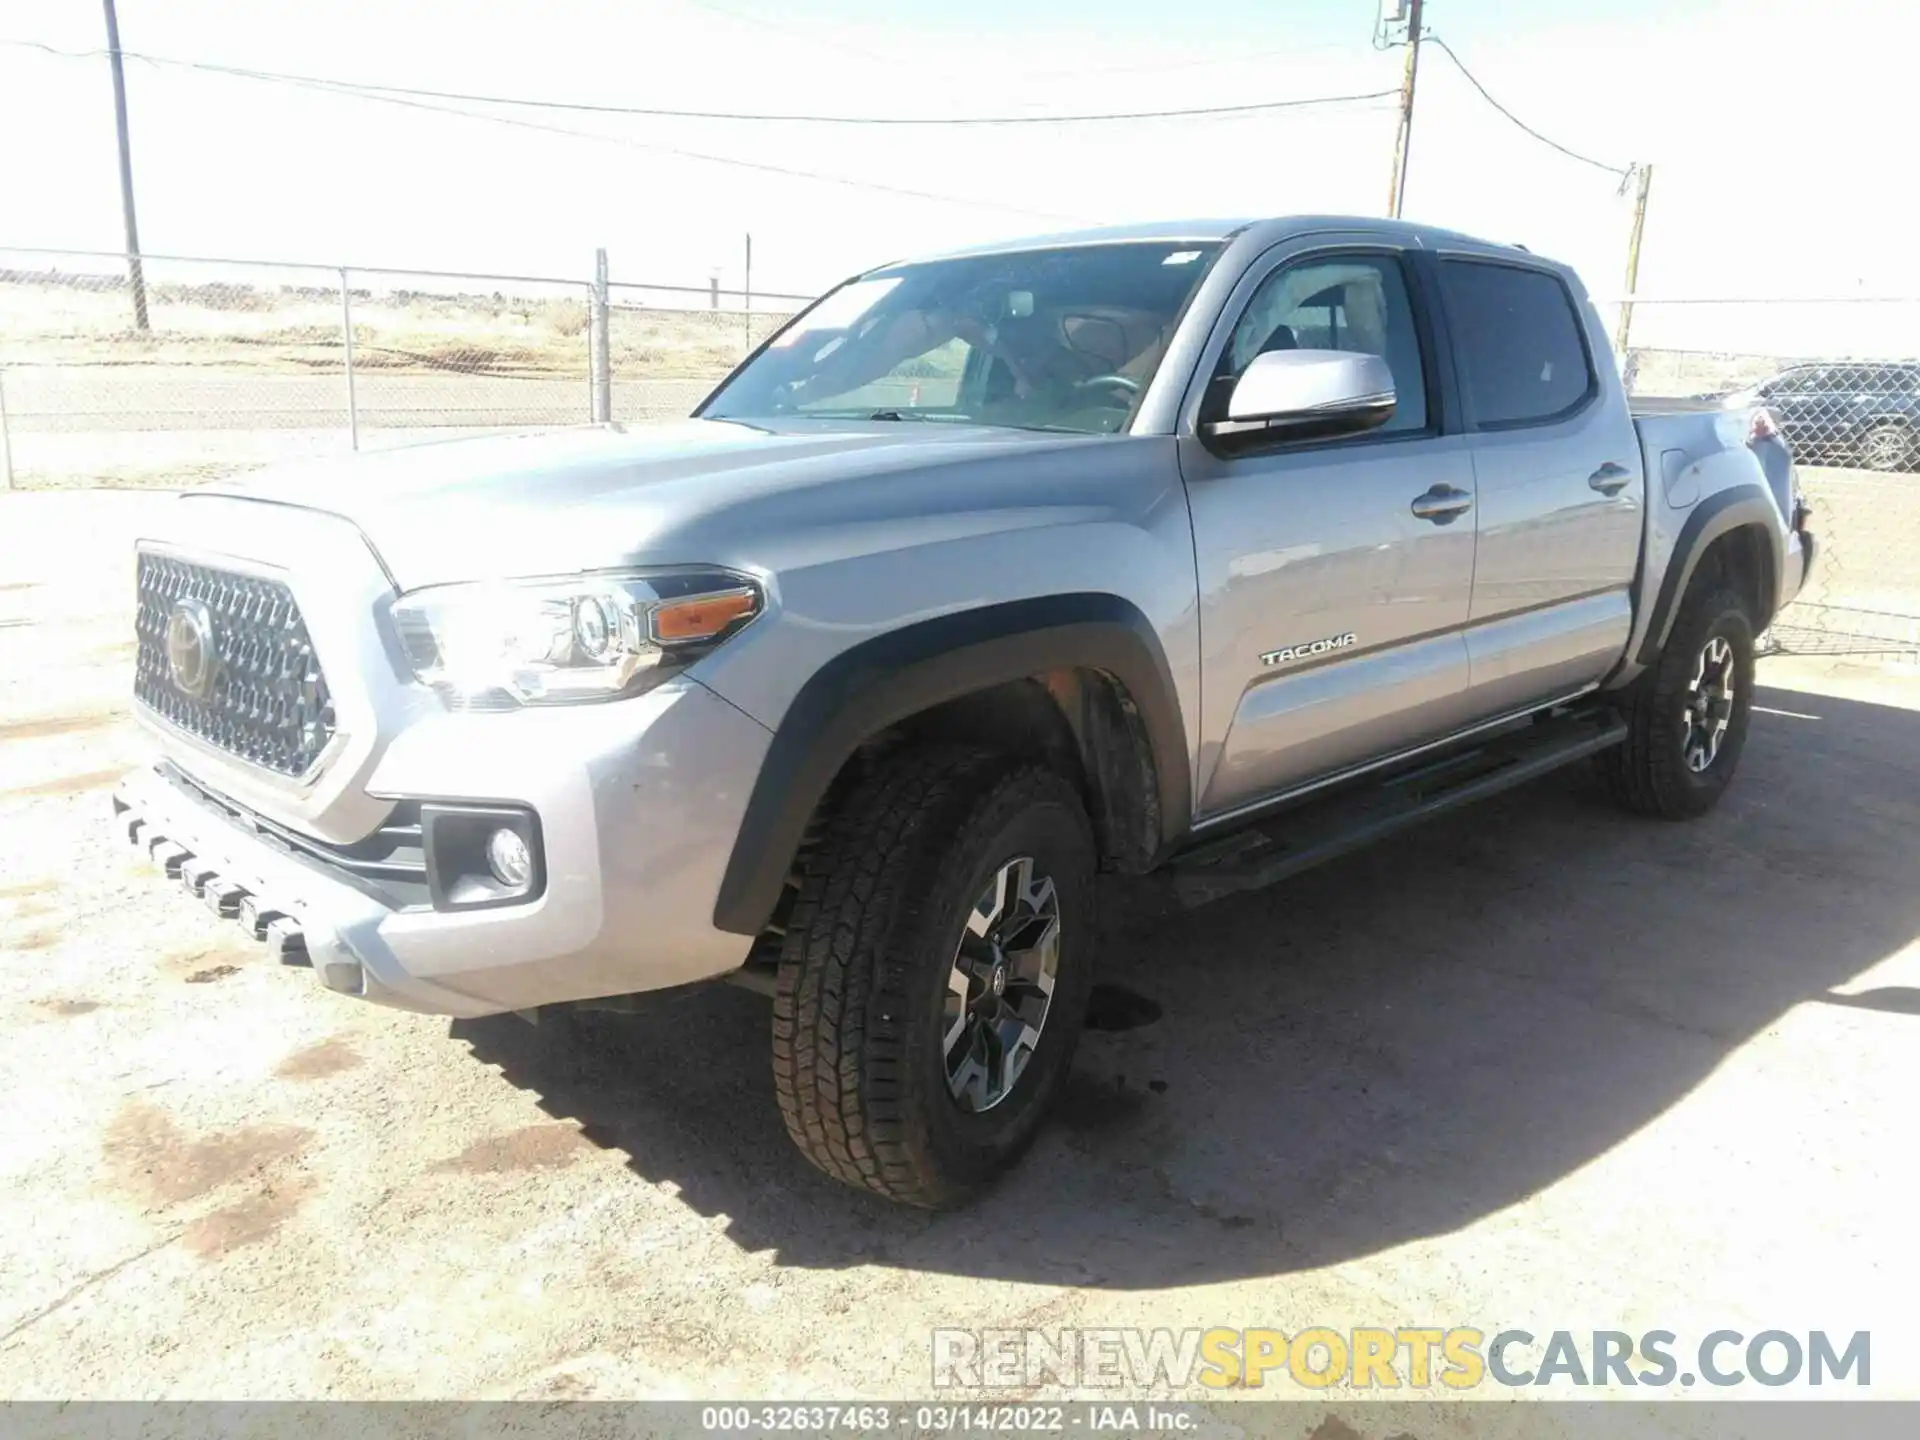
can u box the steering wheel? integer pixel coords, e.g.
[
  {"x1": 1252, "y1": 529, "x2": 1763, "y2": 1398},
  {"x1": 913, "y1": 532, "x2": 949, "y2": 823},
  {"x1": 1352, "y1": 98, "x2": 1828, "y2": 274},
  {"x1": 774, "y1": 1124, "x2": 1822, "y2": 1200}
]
[{"x1": 1073, "y1": 374, "x2": 1142, "y2": 401}]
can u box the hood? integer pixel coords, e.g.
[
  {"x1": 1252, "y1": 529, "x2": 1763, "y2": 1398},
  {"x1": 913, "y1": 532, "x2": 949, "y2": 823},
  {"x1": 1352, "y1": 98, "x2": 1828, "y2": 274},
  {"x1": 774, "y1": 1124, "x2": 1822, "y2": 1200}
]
[{"x1": 185, "y1": 419, "x2": 1100, "y2": 590}]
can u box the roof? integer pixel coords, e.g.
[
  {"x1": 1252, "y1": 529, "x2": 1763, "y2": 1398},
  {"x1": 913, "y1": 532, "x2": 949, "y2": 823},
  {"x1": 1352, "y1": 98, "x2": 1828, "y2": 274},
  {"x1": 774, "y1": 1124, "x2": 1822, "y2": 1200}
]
[
  {"x1": 900, "y1": 215, "x2": 1543, "y2": 267},
  {"x1": 916, "y1": 219, "x2": 1257, "y2": 262}
]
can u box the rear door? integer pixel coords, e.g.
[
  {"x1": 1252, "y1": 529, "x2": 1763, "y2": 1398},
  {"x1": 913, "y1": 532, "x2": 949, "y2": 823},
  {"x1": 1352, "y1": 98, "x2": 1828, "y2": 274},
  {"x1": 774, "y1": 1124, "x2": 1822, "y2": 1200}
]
[
  {"x1": 1437, "y1": 256, "x2": 1644, "y2": 719},
  {"x1": 1178, "y1": 239, "x2": 1480, "y2": 820}
]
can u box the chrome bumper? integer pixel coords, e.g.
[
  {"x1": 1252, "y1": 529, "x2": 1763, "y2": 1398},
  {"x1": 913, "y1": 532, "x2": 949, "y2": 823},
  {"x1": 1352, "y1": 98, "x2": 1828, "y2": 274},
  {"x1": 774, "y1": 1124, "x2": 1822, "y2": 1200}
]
[{"x1": 114, "y1": 677, "x2": 775, "y2": 1018}]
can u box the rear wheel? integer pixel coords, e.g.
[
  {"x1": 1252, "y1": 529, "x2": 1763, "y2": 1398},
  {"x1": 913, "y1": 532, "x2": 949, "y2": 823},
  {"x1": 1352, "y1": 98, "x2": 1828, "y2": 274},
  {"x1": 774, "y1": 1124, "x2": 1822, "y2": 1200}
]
[
  {"x1": 771, "y1": 746, "x2": 1096, "y2": 1208},
  {"x1": 1598, "y1": 585, "x2": 1755, "y2": 819},
  {"x1": 1858, "y1": 421, "x2": 1914, "y2": 472}
]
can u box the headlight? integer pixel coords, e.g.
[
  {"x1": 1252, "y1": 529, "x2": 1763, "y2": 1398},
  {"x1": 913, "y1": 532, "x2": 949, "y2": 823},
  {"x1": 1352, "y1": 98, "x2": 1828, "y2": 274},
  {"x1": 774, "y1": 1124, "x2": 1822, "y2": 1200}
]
[{"x1": 391, "y1": 568, "x2": 762, "y2": 707}]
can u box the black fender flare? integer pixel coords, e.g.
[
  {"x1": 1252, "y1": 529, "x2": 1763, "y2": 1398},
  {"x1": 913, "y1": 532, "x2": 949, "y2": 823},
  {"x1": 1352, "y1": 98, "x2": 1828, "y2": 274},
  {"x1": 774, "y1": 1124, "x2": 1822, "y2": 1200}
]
[
  {"x1": 1636, "y1": 483, "x2": 1784, "y2": 665},
  {"x1": 711, "y1": 593, "x2": 1190, "y2": 937}
]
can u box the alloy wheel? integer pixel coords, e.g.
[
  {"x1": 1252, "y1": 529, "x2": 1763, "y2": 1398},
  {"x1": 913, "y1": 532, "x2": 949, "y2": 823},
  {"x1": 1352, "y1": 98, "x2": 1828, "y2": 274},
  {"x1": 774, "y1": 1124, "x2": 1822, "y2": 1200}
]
[
  {"x1": 1682, "y1": 634, "x2": 1737, "y2": 773},
  {"x1": 942, "y1": 855, "x2": 1061, "y2": 1113},
  {"x1": 1861, "y1": 426, "x2": 1911, "y2": 471}
]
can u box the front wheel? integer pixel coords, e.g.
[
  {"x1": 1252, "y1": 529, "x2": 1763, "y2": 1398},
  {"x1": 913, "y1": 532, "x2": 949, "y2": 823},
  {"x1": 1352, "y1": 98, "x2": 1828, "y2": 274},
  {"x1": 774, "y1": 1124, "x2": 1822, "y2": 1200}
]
[
  {"x1": 1597, "y1": 585, "x2": 1756, "y2": 819},
  {"x1": 772, "y1": 746, "x2": 1096, "y2": 1208}
]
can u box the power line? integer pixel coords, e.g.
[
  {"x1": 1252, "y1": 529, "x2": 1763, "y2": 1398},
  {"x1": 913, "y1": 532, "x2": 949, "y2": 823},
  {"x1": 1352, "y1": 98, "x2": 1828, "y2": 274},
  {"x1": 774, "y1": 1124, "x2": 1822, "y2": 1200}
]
[
  {"x1": 281, "y1": 82, "x2": 1101, "y2": 223},
  {"x1": 215, "y1": 60, "x2": 1402, "y2": 124},
  {"x1": 1426, "y1": 36, "x2": 1629, "y2": 178},
  {"x1": 3, "y1": 39, "x2": 1399, "y2": 126},
  {"x1": 3, "y1": 39, "x2": 1091, "y2": 221},
  {"x1": 156, "y1": 52, "x2": 1103, "y2": 222}
]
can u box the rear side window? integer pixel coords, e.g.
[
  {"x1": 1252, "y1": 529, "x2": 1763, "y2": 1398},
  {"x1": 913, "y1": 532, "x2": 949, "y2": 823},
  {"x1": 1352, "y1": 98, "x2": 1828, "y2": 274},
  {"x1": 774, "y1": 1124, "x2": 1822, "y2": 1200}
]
[{"x1": 1440, "y1": 260, "x2": 1594, "y2": 427}]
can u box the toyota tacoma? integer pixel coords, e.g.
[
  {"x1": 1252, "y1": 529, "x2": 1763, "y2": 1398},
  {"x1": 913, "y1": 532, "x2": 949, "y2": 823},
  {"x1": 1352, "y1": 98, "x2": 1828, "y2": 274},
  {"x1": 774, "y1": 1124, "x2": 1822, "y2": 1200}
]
[{"x1": 114, "y1": 217, "x2": 1816, "y2": 1207}]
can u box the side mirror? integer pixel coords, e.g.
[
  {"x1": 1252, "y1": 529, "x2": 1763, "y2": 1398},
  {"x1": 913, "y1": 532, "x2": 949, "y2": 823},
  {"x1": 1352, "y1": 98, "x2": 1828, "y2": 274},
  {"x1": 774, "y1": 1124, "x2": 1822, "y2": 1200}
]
[{"x1": 1205, "y1": 349, "x2": 1396, "y2": 450}]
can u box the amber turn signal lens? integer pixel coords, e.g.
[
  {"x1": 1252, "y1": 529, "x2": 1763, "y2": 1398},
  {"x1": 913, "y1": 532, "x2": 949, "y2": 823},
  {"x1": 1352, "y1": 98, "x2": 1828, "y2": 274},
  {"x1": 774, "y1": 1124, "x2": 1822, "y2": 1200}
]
[{"x1": 651, "y1": 588, "x2": 759, "y2": 644}]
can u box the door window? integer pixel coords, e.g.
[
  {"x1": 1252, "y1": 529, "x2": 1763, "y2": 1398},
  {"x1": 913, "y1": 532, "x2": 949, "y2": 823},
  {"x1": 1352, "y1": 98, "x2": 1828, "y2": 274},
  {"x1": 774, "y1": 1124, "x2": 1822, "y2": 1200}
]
[
  {"x1": 1439, "y1": 260, "x2": 1595, "y2": 427},
  {"x1": 1208, "y1": 254, "x2": 1429, "y2": 434}
]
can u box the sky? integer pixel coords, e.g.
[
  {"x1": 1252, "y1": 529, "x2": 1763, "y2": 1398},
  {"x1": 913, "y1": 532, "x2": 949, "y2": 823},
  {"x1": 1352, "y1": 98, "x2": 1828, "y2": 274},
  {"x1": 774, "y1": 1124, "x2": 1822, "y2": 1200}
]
[{"x1": 0, "y1": 0, "x2": 1908, "y2": 341}]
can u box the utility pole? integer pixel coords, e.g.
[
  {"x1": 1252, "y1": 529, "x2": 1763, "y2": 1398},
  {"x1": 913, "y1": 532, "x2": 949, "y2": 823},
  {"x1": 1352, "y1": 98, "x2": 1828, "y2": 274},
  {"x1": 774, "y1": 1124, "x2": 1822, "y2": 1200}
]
[
  {"x1": 1385, "y1": 0, "x2": 1425, "y2": 219},
  {"x1": 102, "y1": 0, "x2": 150, "y2": 332},
  {"x1": 1616, "y1": 162, "x2": 1654, "y2": 355},
  {"x1": 590, "y1": 247, "x2": 611, "y2": 424},
  {"x1": 743, "y1": 232, "x2": 753, "y2": 353}
]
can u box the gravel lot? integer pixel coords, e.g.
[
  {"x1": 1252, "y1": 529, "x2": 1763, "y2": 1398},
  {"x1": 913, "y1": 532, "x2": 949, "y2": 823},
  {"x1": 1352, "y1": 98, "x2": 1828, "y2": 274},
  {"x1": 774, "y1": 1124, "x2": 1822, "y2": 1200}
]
[{"x1": 2, "y1": 488, "x2": 1916, "y2": 1407}]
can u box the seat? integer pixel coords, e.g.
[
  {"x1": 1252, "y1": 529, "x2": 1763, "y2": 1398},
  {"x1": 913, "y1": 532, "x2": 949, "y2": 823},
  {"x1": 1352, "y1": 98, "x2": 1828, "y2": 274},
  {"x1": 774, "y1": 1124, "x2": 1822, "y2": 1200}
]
[{"x1": 1256, "y1": 322, "x2": 1299, "y2": 356}]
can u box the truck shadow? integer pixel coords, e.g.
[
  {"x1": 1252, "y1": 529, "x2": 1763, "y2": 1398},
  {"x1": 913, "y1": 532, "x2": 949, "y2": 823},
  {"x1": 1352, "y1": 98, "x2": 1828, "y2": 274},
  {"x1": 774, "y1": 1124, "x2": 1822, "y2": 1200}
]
[{"x1": 453, "y1": 680, "x2": 1920, "y2": 1288}]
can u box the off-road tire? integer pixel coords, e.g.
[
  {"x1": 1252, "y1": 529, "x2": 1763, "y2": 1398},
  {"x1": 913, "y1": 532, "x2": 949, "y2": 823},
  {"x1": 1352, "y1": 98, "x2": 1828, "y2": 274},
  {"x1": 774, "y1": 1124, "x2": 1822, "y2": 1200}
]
[
  {"x1": 1597, "y1": 585, "x2": 1755, "y2": 819},
  {"x1": 771, "y1": 746, "x2": 1097, "y2": 1208}
]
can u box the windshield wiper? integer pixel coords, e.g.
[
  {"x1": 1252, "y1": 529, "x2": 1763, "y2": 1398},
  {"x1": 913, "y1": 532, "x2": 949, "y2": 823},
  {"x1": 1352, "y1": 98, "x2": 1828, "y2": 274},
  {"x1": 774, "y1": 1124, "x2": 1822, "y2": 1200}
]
[
  {"x1": 865, "y1": 410, "x2": 1094, "y2": 435},
  {"x1": 778, "y1": 407, "x2": 977, "y2": 423}
]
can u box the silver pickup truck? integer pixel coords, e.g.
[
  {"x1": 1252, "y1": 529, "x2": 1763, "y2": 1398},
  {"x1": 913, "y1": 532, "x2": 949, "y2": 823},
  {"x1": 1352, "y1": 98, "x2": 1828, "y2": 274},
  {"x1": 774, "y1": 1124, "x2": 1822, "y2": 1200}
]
[{"x1": 115, "y1": 216, "x2": 1815, "y2": 1207}]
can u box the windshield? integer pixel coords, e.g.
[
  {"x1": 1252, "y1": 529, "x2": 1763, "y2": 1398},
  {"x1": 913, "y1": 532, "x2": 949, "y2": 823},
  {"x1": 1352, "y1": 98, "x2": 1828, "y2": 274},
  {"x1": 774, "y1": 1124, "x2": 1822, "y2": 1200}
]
[{"x1": 700, "y1": 241, "x2": 1221, "y2": 435}]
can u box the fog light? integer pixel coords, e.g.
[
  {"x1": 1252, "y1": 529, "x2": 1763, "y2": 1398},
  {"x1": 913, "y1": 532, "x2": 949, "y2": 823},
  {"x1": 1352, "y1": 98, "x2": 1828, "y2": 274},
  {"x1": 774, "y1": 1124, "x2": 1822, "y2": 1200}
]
[{"x1": 486, "y1": 827, "x2": 532, "y2": 888}]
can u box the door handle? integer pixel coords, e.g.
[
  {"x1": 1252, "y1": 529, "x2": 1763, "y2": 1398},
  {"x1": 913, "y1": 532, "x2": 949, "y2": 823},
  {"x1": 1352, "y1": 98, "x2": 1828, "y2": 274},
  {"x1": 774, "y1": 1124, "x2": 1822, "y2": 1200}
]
[
  {"x1": 1410, "y1": 485, "x2": 1474, "y2": 524},
  {"x1": 1588, "y1": 462, "x2": 1633, "y2": 495}
]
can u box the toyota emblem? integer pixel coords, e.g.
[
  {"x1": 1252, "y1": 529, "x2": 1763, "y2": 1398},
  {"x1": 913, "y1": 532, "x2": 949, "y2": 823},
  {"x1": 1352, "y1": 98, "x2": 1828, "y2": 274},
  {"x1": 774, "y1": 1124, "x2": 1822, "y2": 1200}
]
[{"x1": 165, "y1": 598, "x2": 217, "y2": 700}]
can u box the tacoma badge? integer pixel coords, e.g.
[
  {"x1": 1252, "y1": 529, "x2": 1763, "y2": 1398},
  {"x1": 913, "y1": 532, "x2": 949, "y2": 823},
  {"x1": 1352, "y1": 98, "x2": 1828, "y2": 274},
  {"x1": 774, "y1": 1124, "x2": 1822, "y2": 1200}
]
[{"x1": 1260, "y1": 631, "x2": 1357, "y2": 667}]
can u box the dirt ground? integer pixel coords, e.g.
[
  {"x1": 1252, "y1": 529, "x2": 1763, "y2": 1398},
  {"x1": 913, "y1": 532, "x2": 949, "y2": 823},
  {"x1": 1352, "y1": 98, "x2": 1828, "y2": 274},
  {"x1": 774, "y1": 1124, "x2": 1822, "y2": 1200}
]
[{"x1": 1, "y1": 489, "x2": 1916, "y2": 1406}]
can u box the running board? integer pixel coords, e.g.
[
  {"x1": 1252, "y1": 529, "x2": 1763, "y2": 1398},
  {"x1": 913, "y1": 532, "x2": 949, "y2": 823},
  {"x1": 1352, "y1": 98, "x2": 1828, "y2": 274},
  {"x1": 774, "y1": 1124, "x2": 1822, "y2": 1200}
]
[{"x1": 1170, "y1": 708, "x2": 1628, "y2": 908}]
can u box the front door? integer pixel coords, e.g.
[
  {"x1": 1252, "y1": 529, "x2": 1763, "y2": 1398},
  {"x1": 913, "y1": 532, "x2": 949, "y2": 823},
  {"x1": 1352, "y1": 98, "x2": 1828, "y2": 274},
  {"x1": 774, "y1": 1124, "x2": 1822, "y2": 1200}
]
[{"x1": 1177, "y1": 243, "x2": 1480, "y2": 821}]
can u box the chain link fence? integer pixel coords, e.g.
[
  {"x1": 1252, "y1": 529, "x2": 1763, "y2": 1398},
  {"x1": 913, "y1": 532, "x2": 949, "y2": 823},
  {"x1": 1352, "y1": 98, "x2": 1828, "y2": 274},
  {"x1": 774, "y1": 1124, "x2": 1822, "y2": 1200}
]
[
  {"x1": 1619, "y1": 297, "x2": 1920, "y2": 660},
  {"x1": 606, "y1": 279, "x2": 792, "y2": 425},
  {"x1": 0, "y1": 247, "x2": 802, "y2": 490}
]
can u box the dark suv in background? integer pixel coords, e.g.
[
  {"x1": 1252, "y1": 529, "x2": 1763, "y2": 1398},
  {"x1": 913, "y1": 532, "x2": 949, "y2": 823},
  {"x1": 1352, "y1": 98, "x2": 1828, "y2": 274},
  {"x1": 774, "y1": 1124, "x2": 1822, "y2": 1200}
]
[{"x1": 1733, "y1": 361, "x2": 1920, "y2": 471}]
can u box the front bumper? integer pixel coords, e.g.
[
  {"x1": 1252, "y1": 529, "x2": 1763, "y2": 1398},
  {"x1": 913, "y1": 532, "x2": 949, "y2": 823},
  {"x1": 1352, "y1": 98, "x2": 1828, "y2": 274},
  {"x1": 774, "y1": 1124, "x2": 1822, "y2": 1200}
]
[{"x1": 114, "y1": 677, "x2": 773, "y2": 1018}]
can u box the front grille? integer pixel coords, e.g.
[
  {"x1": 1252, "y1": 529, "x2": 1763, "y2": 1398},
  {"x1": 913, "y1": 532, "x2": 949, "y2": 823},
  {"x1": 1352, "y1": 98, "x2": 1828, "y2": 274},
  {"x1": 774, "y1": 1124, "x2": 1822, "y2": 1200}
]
[{"x1": 135, "y1": 553, "x2": 337, "y2": 777}]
